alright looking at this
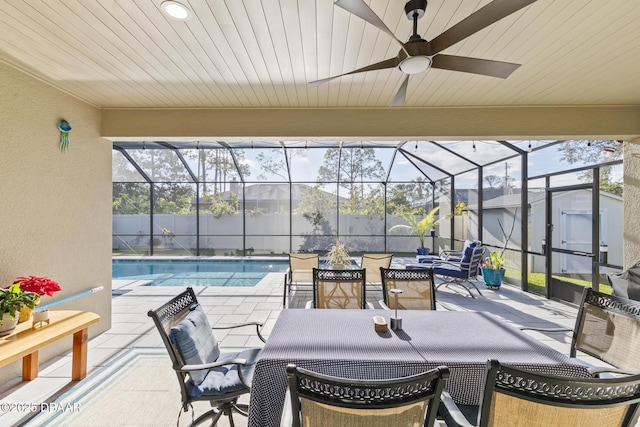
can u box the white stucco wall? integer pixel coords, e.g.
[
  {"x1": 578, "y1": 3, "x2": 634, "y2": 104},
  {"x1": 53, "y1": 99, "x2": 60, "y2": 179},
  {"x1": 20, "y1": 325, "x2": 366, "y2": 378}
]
[{"x1": 0, "y1": 62, "x2": 112, "y2": 383}]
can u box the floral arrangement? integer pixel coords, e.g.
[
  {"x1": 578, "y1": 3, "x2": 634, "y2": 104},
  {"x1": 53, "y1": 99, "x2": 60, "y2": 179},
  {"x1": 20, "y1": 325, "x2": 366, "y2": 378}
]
[{"x1": 12, "y1": 276, "x2": 61, "y2": 297}]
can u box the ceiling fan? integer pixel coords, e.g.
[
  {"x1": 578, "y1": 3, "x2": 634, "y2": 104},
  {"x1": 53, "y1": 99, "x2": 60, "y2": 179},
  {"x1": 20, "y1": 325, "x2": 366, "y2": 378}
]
[{"x1": 311, "y1": 0, "x2": 537, "y2": 106}]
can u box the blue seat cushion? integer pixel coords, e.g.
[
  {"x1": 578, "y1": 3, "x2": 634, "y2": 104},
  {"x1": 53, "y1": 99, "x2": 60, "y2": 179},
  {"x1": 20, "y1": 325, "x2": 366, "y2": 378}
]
[
  {"x1": 433, "y1": 264, "x2": 467, "y2": 278},
  {"x1": 186, "y1": 348, "x2": 262, "y2": 397},
  {"x1": 169, "y1": 304, "x2": 221, "y2": 384}
]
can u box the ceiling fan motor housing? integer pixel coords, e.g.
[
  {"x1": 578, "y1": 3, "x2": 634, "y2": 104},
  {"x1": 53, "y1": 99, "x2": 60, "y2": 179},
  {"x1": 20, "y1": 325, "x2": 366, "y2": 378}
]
[{"x1": 405, "y1": 0, "x2": 427, "y2": 19}]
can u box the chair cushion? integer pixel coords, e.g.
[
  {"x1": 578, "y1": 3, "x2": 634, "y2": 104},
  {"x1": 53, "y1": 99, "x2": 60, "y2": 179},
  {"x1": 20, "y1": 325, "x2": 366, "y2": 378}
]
[
  {"x1": 460, "y1": 242, "x2": 477, "y2": 264},
  {"x1": 169, "y1": 304, "x2": 220, "y2": 384},
  {"x1": 433, "y1": 264, "x2": 467, "y2": 278},
  {"x1": 186, "y1": 348, "x2": 261, "y2": 397}
]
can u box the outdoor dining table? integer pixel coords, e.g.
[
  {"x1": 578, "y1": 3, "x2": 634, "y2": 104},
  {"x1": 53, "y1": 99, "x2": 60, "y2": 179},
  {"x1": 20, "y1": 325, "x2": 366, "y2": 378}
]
[{"x1": 247, "y1": 309, "x2": 591, "y2": 427}]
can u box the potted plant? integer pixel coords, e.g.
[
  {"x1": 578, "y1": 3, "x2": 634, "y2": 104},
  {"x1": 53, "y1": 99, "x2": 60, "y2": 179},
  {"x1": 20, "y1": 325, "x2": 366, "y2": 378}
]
[
  {"x1": 481, "y1": 208, "x2": 517, "y2": 289},
  {"x1": 0, "y1": 284, "x2": 38, "y2": 335},
  {"x1": 12, "y1": 276, "x2": 62, "y2": 322},
  {"x1": 389, "y1": 207, "x2": 445, "y2": 256},
  {"x1": 325, "y1": 240, "x2": 351, "y2": 269},
  {"x1": 482, "y1": 252, "x2": 506, "y2": 289}
]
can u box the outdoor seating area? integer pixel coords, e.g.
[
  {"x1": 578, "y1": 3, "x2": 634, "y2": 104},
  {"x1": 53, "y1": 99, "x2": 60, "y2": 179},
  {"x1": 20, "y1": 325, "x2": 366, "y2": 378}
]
[{"x1": 3, "y1": 262, "x2": 639, "y2": 426}]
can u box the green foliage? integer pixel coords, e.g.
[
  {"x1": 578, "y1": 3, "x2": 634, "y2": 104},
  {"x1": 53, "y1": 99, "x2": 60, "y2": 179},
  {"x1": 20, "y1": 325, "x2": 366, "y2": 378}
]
[
  {"x1": 388, "y1": 206, "x2": 445, "y2": 248},
  {"x1": 0, "y1": 284, "x2": 38, "y2": 323},
  {"x1": 205, "y1": 192, "x2": 239, "y2": 218},
  {"x1": 295, "y1": 185, "x2": 336, "y2": 218},
  {"x1": 483, "y1": 252, "x2": 505, "y2": 270}
]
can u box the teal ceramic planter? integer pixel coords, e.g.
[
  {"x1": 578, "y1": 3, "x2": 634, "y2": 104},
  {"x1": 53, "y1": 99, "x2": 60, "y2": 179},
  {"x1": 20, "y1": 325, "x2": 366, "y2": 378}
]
[{"x1": 482, "y1": 268, "x2": 505, "y2": 289}]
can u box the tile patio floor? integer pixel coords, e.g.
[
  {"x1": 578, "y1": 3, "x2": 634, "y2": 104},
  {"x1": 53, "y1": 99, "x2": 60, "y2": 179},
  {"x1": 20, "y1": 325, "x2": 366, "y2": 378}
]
[{"x1": 0, "y1": 258, "x2": 605, "y2": 426}]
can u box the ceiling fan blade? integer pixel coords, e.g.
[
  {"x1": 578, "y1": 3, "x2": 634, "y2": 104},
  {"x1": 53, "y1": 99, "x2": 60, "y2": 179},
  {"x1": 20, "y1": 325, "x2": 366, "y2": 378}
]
[
  {"x1": 429, "y1": 0, "x2": 537, "y2": 55},
  {"x1": 309, "y1": 56, "x2": 401, "y2": 85},
  {"x1": 390, "y1": 75, "x2": 410, "y2": 106},
  {"x1": 431, "y1": 54, "x2": 521, "y2": 79},
  {"x1": 335, "y1": 0, "x2": 406, "y2": 48}
]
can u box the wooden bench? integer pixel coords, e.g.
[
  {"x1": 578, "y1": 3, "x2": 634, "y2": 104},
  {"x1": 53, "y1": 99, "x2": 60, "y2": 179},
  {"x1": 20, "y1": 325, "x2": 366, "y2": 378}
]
[{"x1": 0, "y1": 310, "x2": 100, "y2": 381}]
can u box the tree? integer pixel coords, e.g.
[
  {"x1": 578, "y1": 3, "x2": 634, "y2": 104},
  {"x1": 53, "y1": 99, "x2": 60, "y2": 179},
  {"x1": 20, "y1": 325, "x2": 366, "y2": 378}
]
[
  {"x1": 558, "y1": 140, "x2": 624, "y2": 196},
  {"x1": 255, "y1": 148, "x2": 307, "y2": 181},
  {"x1": 317, "y1": 148, "x2": 385, "y2": 215},
  {"x1": 484, "y1": 175, "x2": 500, "y2": 189},
  {"x1": 188, "y1": 149, "x2": 250, "y2": 194}
]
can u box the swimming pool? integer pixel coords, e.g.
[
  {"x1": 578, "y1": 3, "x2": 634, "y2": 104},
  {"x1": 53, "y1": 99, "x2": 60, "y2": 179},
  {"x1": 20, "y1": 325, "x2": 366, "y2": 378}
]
[{"x1": 112, "y1": 259, "x2": 288, "y2": 287}]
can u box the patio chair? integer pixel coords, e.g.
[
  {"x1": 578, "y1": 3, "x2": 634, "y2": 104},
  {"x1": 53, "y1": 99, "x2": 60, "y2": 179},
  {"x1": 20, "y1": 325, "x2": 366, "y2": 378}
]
[
  {"x1": 379, "y1": 267, "x2": 436, "y2": 310},
  {"x1": 147, "y1": 287, "x2": 265, "y2": 426},
  {"x1": 283, "y1": 253, "x2": 319, "y2": 308},
  {"x1": 308, "y1": 268, "x2": 366, "y2": 309},
  {"x1": 433, "y1": 245, "x2": 485, "y2": 298},
  {"x1": 521, "y1": 287, "x2": 640, "y2": 377},
  {"x1": 438, "y1": 359, "x2": 640, "y2": 427},
  {"x1": 360, "y1": 253, "x2": 393, "y2": 286},
  {"x1": 284, "y1": 363, "x2": 449, "y2": 427},
  {"x1": 415, "y1": 240, "x2": 481, "y2": 265}
]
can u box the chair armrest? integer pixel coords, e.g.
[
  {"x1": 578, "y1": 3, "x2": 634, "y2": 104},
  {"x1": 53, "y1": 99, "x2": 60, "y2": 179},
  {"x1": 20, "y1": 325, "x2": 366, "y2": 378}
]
[
  {"x1": 589, "y1": 367, "x2": 640, "y2": 377},
  {"x1": 178, "y1": 358, "x2": 248, "y2": 372},
  {"x1": 519, "y1": 326, "x2": 573, "y2": 332},
  {"x1": 212, "y1": 321, "x2": 266, "y2": 342},
  {"x1": 438, "y1": 391, "x2": 474, "y2": 427},
  {"x1": 378, "y1": 300, "x2": 391, "y2": 310},
  {"x1": 440, "y1": 249, "x2": 463, "y2": 260}
]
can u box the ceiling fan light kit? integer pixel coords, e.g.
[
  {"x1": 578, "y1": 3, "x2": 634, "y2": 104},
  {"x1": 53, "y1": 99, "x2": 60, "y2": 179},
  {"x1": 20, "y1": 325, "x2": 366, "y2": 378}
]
[
  {"x1": 399, "y1": 56, "x2": 431, "y2": 74},
  {"x1": 315, "y1": 0, "x2": 537, "y2": 105}
]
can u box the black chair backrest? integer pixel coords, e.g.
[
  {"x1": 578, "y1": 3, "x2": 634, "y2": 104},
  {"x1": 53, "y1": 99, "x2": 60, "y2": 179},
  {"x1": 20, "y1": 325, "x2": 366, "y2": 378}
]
[
  {"x1": 571, "y1": 287, "x2": 640, "y2": 371},
  {"x1": 380, "y1": 267, "x2": 436, "y2": 310},
  {"x1": 287, "y1": 363, "x2": 449, "y2": 427},
  {"x1": 312, "y1": 268, "x2": 366, "y2": 309},
  {"x1": 478, "y1": 359, "x2": 640, "y2": 427},
  {"x1": 147, "y1": 287, "x2": 199, "y2": 403}
]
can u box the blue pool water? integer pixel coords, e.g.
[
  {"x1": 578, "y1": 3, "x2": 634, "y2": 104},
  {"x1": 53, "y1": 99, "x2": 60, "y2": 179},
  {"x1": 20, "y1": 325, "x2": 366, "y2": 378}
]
[{"x1": 112, "y1": 259, "x2": 288, "y2": 287}]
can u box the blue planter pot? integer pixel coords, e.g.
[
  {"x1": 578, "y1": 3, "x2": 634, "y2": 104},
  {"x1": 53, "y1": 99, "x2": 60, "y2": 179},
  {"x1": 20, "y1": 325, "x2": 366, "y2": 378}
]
[
  {"x1": 482, "y1": 268, "x2": 505, "y2": 289},
  {"x1": 416, "y1": 247, "x2": 429, "y2": 256}
]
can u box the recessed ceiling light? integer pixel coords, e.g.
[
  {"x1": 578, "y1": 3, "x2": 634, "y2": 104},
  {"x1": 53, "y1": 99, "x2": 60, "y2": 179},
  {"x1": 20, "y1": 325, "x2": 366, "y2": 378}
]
[{"x1": 161, "y1": 1, "x2": 192, "y2": 21}]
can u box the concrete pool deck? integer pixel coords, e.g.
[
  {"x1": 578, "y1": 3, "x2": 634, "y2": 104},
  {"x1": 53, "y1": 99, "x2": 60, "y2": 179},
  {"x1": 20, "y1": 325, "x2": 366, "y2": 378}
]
[{"x1": 0, "y1": 257, "x2": 608, "y2": 426}]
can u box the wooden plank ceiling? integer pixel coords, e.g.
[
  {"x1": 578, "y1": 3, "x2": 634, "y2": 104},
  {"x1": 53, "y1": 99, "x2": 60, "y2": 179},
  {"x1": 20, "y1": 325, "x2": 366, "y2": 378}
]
[{"x1": 0, "y1": 0, "x2": 638, "y2": 109}]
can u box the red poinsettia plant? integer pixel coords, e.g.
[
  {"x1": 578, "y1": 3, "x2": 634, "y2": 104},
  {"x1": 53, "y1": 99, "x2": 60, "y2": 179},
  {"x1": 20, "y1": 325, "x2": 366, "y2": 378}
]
[{"x1": 12, "y1": 276, "x2": 61, "y2": 297}]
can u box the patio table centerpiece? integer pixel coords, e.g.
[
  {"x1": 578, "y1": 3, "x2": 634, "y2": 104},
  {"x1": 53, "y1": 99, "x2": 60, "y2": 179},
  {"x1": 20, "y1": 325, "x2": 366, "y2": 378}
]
[{"x1": 325, "y1": 240, "x2": 351, "y2": 269}]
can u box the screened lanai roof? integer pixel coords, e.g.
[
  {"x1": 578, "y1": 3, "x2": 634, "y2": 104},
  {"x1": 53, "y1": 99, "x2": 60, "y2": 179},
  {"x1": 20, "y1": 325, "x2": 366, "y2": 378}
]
[{"x1": 113, "y1": 139, "x2": 603, "y2": 184}]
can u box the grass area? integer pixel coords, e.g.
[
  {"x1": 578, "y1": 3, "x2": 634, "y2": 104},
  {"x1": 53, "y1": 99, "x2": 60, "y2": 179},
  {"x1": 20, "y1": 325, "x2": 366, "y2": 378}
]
[{"x1": 504, "y1": 269, "x2": 612, "y2": 296}]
